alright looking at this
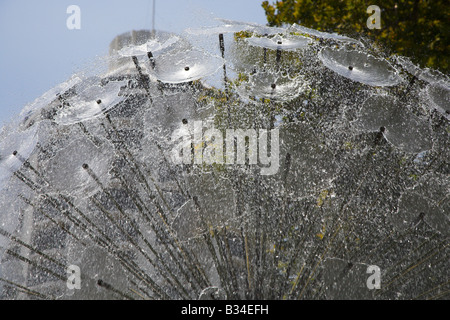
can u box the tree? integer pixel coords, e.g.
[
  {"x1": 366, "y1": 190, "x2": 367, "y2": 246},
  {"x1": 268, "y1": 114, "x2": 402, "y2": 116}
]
[{"x1": 262, "y1": 0, "x2": 449, "y2": 72}]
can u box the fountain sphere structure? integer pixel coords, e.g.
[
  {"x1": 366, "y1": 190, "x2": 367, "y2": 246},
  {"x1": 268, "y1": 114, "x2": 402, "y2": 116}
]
[{"x1": 0, "y1": 22, "x2": 448, "y2": 301}]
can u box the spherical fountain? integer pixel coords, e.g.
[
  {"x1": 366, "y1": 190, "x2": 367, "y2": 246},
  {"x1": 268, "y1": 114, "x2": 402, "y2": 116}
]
[{"x1": 0, "y1": 20, "x2": 448, "y2": 301}]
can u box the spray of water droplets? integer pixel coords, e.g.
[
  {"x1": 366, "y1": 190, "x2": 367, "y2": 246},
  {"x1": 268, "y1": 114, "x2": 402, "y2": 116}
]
[{"x1": 0, "y1": 20, "x2": 448, "y2": 300}]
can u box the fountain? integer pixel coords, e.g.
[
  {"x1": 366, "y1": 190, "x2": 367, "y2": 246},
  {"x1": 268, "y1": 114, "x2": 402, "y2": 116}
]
[{"x1": 0, "y1": 20, "x2": 448, "y2": 301}]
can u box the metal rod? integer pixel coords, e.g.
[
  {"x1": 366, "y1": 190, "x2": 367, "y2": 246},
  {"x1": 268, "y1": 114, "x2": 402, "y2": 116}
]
[
  {"x1": 13, "y1": 155, "x2": 168, "y2": 298},
  {"x1": 400, "y1": 75, "x2": 417, "y2": 101},
  {"x1": 109, "y1": 166, "x2": 208, "y2": 291},
  {"x1": 192, "y1": 196, "x2": 233, "y2": 298},
  {"x1": 0, "y1": 277, "x2": 52, "y2": 300},
  {"x1": 85, "y1": 163, "x2": 191, "y2": 298},
  {"x1": 132, "y1": 56, "x2": 153, "y2": 101},
  {"x1": 147, "y1": 51, "x2": 156, "y2": 69},
  {"x1": 276, "y1": 48, "x2": 282, "y2": 64},
  {"x1": 99, "y1": 117, "x2": 210, "y2": 288},
  {"x1": 19, "y1": 194, "x2": 87, "y2": 247},
  {"x1": 57, "y1": 195, "x2": 167, "y2": 298},
  {"x1": 219, "y1": 33, "x2": 229, "y2": 100},
  {"x1": 0, "y1": 227, "x2": 67, "y2": 269},
  {"x1": 90, "y1": 195, "x2": 175, "y2": 299},
  {"x1": 152, "y1": 0, "x2": 156, "y2": 38},
  {"x1": 97, "y1": 279, "x2": 135, "y2": 300},
  {"x1": 3, "y1": 248, "x2": 66, "y2": 282}
]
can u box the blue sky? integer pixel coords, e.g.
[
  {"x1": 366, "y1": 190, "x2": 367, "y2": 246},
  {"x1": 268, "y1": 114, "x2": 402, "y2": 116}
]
[{"x1": 0, "y1": 0, "x2": 268, "y2": 126}]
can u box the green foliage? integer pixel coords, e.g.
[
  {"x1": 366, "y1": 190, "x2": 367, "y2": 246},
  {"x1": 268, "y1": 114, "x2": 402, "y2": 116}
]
[{"x1": 262, "y1": 0, "x2": 449, "y2": 72}]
